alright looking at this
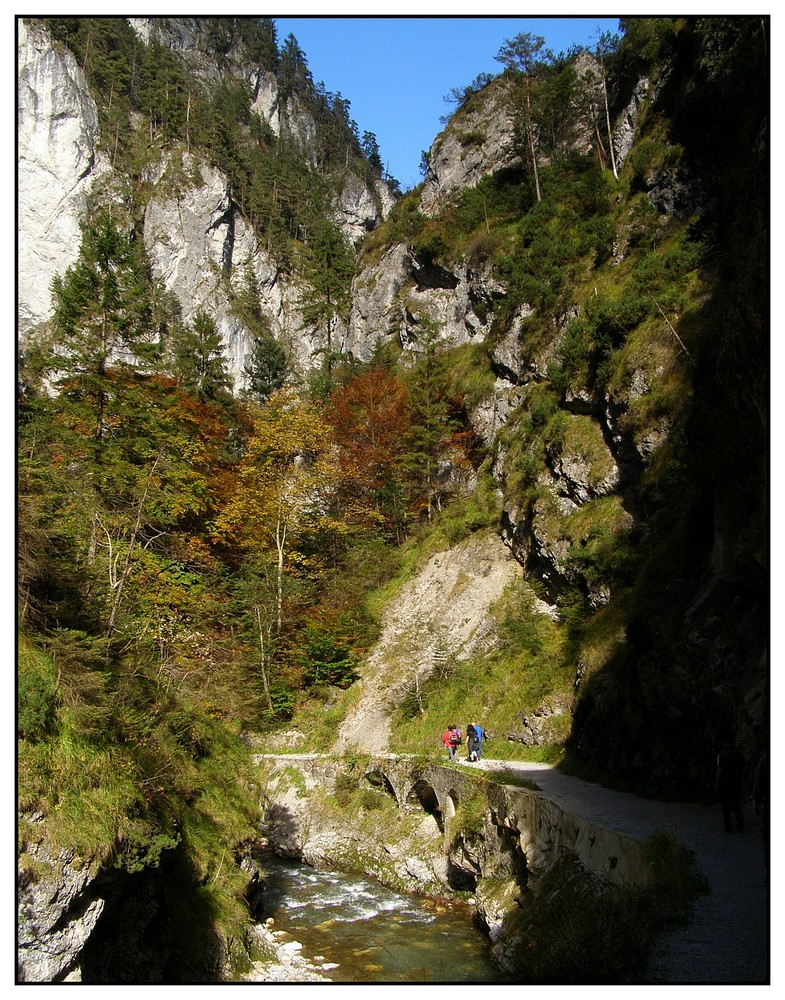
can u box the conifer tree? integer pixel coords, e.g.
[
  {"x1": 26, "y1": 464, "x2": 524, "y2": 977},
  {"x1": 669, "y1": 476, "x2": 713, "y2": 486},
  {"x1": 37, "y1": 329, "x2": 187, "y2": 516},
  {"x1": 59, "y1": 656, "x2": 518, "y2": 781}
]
[
  {"x1": 401, "y1": 318, "x2": 460, "y2": 521},
  {"x1": 50, "y1": 210, "x2": 156, "y2": 457},
  {"x1": 495, "y1": 33, "x2": 551, "y2": 201},
  {"x1": 243, "y1": 337, "x2": 288, "y2": 402},
  {"x1": 169, "y1": 310, "x2": 233, "y2": 402},
  {"x1": 298, "y1": 218, "x2": 355, "y2": 391}
]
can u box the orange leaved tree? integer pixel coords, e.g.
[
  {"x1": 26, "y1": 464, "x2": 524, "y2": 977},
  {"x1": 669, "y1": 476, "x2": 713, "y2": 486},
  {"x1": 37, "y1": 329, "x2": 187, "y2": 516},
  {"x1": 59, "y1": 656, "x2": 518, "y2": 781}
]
[{"x1": 326, "y1": 367, "x2": 411, "y2": 542}]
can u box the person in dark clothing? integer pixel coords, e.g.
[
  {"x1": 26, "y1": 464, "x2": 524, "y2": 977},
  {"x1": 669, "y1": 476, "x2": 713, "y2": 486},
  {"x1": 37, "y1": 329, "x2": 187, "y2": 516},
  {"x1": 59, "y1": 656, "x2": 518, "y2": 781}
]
[
  {"x1": 752, "y1": 749, "x2": 769, "y2": 867},
  {"x1": 466, "y1": 723, "x2": 487, "y2": 761},
  {"x1": 716, "y1": 736, "x2": 745, "y2": 832}
]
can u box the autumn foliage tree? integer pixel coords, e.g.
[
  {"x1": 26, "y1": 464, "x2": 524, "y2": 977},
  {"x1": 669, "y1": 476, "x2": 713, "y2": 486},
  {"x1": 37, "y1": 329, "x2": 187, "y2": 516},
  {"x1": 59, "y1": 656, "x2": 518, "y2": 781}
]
[
  {"x1": 326, "y1": 367, "x2": 411, "y2": 540},
  {"x1": 214, "y1": 389, "x2": 341, "y2": 635}
]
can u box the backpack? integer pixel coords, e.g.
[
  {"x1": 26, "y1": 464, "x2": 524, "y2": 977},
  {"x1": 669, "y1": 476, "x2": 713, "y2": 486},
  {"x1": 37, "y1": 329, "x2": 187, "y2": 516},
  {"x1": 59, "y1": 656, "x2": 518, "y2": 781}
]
[{"x1": 449, "y1": 729, "x2": 461, "y2": 746}]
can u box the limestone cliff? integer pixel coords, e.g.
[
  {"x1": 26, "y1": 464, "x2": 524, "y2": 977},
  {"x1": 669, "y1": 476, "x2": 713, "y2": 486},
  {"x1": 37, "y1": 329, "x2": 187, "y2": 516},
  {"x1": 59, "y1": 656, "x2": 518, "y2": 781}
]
[
  {"x1": 17, "y1": 19, "x2": 108, "y2": 338},
  {"x1": 340, "y1": 21, "x2": 768, "y2": 790},
  {"x1": 17, "y1": 17, "x2": 393, "y2": 385}
]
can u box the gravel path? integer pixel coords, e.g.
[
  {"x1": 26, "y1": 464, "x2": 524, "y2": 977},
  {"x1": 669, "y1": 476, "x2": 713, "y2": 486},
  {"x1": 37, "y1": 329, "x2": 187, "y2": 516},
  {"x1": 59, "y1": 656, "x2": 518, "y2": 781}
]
[{"x1": 471, "y1": 759, "x2": 770, "y2": 984}]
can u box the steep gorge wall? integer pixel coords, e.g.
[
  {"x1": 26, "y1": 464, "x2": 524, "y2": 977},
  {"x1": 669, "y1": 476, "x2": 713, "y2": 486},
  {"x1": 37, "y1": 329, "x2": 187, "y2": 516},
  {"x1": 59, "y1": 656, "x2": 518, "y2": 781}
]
[
  {"x1": 17, "y1": 18, "x2": 393, "y2": 386},
  {"x1": 342, "y1": 28, "x2": 768, "y2": 792},
  {"x1": 17, "y1": 20, "x2": 108, "y2": 337}
]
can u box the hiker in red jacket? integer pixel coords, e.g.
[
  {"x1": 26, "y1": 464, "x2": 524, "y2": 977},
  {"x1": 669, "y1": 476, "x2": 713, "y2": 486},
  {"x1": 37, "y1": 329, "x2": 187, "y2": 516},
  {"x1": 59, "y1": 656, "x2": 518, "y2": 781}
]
[{"x1": 442, "y1": 725, "x2": 461, "y2": 762}]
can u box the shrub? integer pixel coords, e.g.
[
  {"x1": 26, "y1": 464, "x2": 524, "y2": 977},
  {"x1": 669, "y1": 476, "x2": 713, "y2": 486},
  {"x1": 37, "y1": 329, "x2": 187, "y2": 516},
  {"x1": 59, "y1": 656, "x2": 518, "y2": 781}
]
[
  {"x1": 457, "y1": 130, "x2": 486, "y2": 148},
  {"x1": 296, "y1": 621, "x2": 359, "y2": 688},
  {"x1": 18, "y1": 645, "x2": 59, "y2": 742}
]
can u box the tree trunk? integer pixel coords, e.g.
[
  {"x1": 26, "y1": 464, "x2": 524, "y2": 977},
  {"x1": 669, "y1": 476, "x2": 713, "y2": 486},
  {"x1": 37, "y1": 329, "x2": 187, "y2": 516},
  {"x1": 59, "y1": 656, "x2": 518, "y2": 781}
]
[
  {"x1": 274, "y1": 512, "x2": 287, "y2": 636},
  {"x1": 601, "y1": 70, "x2": 618, "y2": 180},
  {"x1": 524, "y1": 79, "x2": 542, "y2": 202},
  {"x1": 254, "y1": 605, "x2": 274, "y2": 713}
]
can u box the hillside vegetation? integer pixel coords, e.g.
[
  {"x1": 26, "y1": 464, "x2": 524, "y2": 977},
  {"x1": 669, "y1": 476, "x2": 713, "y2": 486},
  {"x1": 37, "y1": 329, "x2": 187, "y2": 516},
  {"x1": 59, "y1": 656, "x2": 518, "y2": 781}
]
[{"x1": 18, "y1": 15, "x2": 768, "y2": 975}]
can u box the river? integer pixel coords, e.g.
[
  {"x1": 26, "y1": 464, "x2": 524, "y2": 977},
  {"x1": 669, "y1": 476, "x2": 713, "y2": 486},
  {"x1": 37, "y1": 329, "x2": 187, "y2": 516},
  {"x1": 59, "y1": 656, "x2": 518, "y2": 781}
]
[{"x1": 256, "y1": 851, "x2": 505, "y2": 983}]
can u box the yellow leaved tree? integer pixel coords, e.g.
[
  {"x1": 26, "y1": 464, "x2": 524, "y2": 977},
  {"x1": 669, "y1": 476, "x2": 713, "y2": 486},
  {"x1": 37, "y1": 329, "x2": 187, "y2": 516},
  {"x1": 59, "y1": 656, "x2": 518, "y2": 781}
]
[{"x1": 215, "y1": 389, "x2": 341, "y2": 636}]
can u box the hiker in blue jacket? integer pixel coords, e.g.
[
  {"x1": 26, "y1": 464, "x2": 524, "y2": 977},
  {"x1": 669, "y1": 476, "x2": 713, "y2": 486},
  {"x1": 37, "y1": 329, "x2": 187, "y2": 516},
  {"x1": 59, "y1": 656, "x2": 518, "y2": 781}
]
[{"x1": 466, "y1": 723, "x2": 486, "y2": 761}]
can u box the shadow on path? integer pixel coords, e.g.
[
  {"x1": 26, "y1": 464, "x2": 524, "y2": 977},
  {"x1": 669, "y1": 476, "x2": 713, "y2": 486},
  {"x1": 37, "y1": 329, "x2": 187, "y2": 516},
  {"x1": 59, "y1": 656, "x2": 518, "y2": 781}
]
[{"x1": 470, "y1": 759, "x2": 769, "y2": 984}]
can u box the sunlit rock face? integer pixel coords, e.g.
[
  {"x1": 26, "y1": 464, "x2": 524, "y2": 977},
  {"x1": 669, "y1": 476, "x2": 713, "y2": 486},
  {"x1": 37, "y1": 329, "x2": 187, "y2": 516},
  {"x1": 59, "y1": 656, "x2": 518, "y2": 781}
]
[
  {"x1": 17, "y1": 19, "x2": 107, "y2": 338},
  {"x1": 18, "y1": 17, "x2": 394, "y2": 382},
  {"x1": 419, "y1": 76, "x2": 518, "y2": 218}
]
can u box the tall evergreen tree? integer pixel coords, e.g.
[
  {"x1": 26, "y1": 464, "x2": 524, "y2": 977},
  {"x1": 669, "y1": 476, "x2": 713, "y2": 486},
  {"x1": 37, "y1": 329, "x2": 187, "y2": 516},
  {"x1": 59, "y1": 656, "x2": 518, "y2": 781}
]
[
  {"x1": 495, "y1": 33, "x2": 551, "y2": 201},
  {"x1": 49, "y1": 210, "x2": 156, "y2": 457},
  {"x1": 169, "y1": 310, "x2": 233, "y2": 402},
  {"x1": 298, "y1": 218, "x2": 355, "y2": 391},
  {"x1": 401, "y1": 318, "x2": 460, "y2": 521},
  {"x1": 243, "y1": 337, "x2": 288, "y2": 402}
]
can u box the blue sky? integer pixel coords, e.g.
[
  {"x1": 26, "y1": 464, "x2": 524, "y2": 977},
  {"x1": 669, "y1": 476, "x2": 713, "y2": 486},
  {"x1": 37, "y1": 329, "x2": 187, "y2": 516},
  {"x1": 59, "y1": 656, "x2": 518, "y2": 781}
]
[{"x1": 274, "y1": 15, "x2": 622, "y2": 191}]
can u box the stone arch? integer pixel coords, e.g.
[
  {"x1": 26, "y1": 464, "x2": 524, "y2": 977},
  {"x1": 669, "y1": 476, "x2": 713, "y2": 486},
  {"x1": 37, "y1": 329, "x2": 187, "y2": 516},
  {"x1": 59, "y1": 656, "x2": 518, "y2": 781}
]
[
  {"x1": 363, "y1": 769, "x2": 398, "y2": 804},
  {"x1": 407, "y1": 778, "x2": 444, "y2": 832}
]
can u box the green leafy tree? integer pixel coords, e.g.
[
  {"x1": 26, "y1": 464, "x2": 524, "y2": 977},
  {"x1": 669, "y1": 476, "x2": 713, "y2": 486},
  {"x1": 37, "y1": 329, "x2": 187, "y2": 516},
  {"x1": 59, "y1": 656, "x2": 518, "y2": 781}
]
[
  {"x1": 243, "y1": 336, "x2": 288, "y2": 402},
  {"x1": 595, "y1": 30, "x2": 620, "y2": 179},
  {"x1": 296, "y1": 619, "x2": 358, "y2": 687},
  {"x1": 169, "y1": 310, "x2": 233, "y2": 402},
  {"x1": 228, "y1": 553, "x2": 298, "y2": 722}
]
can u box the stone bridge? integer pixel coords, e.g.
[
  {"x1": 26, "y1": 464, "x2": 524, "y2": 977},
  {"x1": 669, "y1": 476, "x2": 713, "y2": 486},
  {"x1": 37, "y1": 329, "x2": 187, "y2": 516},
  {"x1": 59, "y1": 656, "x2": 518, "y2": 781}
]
[{"x1": 253, "y1": 753, "x2": 654, "y2": 890}]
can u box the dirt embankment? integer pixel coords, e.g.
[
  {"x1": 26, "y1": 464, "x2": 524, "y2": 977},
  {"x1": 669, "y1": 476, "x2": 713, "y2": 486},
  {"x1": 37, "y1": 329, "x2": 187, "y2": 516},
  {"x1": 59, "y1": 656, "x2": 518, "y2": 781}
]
[{"x1": 333, "y1": 533, "x2": 522, "y2": 753}]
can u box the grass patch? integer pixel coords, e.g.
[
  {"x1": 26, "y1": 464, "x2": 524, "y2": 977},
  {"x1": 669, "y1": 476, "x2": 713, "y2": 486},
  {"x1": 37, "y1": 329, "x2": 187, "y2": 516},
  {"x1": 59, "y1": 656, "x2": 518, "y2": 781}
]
[
  {"x1": 388, "y1": 575, "x2": 574, "y2": 759},
  {"x1": 503, "y1": 833, "x2": 708, "y2": 983},
  {"x1": 286, "y1": 684, "x2": 360, "y2": 753}
]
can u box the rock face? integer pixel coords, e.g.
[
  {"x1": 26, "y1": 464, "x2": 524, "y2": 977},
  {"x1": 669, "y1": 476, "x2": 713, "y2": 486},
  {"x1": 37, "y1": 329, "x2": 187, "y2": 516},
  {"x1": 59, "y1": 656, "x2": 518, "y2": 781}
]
[
  {"x1": 141, "y1": 154, "x2": 316, "y2": 385},
  {"x1": 17, "y1": 19, "x2": 107, "y2": 338},
  {"x1": 17, "y1": 17, "x2": 393, "y2": 381},
  {"x1": 419, "y1": 76, "x2": 518, "y2": 217},
  {"x1": 17, "y1": 833, "x2": 104, "y2": 983},
  {"x1": 347, "y1": 246, "x2": 506, "y2": 361}
]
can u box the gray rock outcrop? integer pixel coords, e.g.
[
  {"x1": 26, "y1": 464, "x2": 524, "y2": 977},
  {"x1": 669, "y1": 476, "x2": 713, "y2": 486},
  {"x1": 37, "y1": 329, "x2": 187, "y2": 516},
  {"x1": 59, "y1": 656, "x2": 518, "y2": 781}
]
[
  {"x1": 17, "y1": 834, "x2": 103, "y2": 983},
  {"x1": 420, "y1": 76, "x2": 518, "y2": 217},
  {"x1": 347, "y1": 245, "x2": 506, "y2": 361},
  {"x1": 141, "y1": 153, "x2": 316, "y2": 385},
  {"x1": 17, "y1": 19, "x2": 107, "y2": 339},
  {"x1": 18, "y1": 18, "x2": 392, "y2": 383}
]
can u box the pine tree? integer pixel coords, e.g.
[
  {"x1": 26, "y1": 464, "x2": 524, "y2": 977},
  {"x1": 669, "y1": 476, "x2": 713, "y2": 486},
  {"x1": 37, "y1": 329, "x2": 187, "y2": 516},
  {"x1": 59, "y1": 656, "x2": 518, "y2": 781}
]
[
  {"x1": 243, "y1": 337, "x2": 288, "y2": 402},
  {"x1": 495, "y1": 33, "x2": 552, "y2": 202},
  {"x1": 401, "y1": 318, "x2": 460, "y2": 521},
  {"x1": 298, "y1": 218, "x2": 355, "y2": 392},
  {"x1": 50, "y1": 210, "x2": 156, "y2": 457},
  {"x1": 169, "y1": 310, "x2": 233, "y2": 402}
]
